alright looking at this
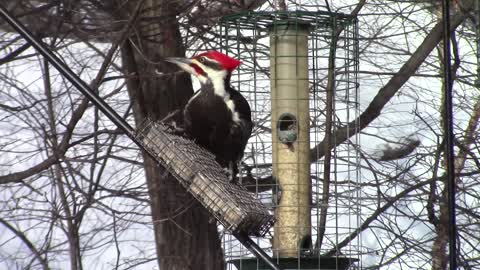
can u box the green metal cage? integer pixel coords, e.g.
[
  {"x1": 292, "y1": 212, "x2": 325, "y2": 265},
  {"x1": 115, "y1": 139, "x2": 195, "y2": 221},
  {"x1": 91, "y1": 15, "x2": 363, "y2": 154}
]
[{"x1": 217, "y1": 10, "x2": 362, "y2": 270}]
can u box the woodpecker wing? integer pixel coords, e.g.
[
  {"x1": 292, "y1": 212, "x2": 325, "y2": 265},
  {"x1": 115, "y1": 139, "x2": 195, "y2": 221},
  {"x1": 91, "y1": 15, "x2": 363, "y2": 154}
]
[{"x1": 228, "y1": 87, "x2": 253, "y2": 162}]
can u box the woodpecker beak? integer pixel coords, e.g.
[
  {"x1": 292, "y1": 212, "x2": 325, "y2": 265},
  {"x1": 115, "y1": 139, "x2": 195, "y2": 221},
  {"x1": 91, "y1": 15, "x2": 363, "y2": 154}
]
[
  {"x1": 165, "y1": 57, "x2": 192, "y2": 66},
  {"x1": 164, "y1": 57, "x2": 196, "y2": 75}
]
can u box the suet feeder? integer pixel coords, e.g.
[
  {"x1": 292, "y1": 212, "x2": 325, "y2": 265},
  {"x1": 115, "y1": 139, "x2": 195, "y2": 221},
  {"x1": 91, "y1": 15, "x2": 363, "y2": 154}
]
[
  {"x1": 219, "y1": 9, "x2": 361, "y2": 270},
  {"x1": 135, "y1": 120, "x2": 275, "y2": 236}
]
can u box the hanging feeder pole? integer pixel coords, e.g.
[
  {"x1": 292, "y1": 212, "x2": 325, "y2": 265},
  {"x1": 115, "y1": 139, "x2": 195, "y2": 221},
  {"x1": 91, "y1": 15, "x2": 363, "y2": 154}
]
[{"x1": 0, "y1": 6, "x2": 282, "y2": 270}]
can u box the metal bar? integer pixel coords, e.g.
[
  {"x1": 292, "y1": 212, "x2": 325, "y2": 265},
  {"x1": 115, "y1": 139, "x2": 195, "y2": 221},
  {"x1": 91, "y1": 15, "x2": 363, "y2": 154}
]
[
  {"x1": 0, "y1": 6, "x2": 282, "y2": 270},
  {"x1": 234, "y1": 232, "x2": 282, "y2": 270},
  {"x1": 0, "y1": 5, "x2": 136, "y2": 141},
  {"x1": 440, "y1": 0, "x2": 457, "y2": 269}
]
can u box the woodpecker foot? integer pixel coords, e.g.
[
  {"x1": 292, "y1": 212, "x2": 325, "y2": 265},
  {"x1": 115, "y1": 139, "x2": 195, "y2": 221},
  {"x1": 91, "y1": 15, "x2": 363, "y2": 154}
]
[
  {"x1": 170, "y1": 125, "x2": 187, "y2": 136},
  {"x1": 160, "y1": 110, "x2": 188, "y2": 136},
  {"x1": 208, "y1": 217, "x2": 216, "y2": 224},
  {"x1": 161, "y1": 109, "x2": 181, "y2": 123},
  {"x1": 222, "y1": 167, "x2": 235, "y2": 183},
  {"x1": 163, "y1": 121, "x2": 187, "y2": 136}
]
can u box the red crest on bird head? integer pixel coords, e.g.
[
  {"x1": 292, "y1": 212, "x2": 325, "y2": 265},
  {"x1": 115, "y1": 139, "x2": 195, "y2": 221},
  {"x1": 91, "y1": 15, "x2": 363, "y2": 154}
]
[{"x1": 196, "y1": 51, "x2": 241, "y2": 72}]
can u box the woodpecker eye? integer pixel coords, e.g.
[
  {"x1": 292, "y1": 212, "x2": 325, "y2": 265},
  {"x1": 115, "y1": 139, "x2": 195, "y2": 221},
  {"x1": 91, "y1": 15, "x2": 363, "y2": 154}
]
[{"x1": 199, "y1": 56, "x2": 207, "y2": 63}]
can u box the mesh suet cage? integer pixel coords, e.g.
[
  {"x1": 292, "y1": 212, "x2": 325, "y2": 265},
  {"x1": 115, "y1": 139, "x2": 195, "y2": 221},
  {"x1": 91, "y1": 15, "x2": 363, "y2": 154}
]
[{"x1": 217, "y1": 10, "x2": 362, "y2": 270}]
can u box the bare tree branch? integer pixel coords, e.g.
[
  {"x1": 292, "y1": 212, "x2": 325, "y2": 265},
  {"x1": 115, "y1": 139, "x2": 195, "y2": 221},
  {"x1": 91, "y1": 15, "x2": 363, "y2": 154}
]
[
  {"x1": 0, "y1": 217, "x2": 49, "y2": 270},
  {"x1": 310, "y1": 4, "x2": 471, "y2": 162}
]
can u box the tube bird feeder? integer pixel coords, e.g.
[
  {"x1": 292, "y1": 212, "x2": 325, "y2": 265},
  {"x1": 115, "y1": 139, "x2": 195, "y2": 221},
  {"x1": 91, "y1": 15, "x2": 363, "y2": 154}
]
[
  {"x1": 219, "y1": 10, "x2": 361, "y2": 270},
  {"x1": 270, "y1": 22, "x2": 312, "y2": 258}
]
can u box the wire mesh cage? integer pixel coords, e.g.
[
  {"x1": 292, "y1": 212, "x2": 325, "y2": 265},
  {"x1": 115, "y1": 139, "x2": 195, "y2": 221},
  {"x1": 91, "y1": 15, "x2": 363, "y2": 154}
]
[
  {"x1": 135, "y1": 119, "x2": 274, "y2": 236},
  {"x1": 217, "y1": 10, "x2": 362, "y2": 269}
]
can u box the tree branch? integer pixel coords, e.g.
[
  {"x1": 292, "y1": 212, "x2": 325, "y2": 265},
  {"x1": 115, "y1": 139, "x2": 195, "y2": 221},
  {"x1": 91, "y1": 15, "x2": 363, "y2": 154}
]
[
  {"x1": 0, "y1": 1, "x2": 142, "y2": 185},
  {"x1": 310, "y1": 7, "x2": 469, "y2": 162},
  {"x1": 0, "y1": 217, "x2": 49, "y2": 270}
]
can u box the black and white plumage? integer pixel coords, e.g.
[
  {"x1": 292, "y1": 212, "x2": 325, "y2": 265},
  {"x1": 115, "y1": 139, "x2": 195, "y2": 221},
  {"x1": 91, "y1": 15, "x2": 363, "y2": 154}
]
[{"x1": 165, "y1": 51, "x2": 253, "y2": 181}]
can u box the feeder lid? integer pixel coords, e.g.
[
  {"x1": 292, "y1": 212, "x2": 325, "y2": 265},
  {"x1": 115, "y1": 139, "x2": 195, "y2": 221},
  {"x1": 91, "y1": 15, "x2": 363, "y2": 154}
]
[{"x1": 266, "y1": 18, "x2": 312, "y2": 32}]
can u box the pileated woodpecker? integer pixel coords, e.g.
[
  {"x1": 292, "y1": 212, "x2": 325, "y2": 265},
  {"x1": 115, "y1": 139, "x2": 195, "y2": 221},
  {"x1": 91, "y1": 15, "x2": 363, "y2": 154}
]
[{"x1": 165, "y1": 51, "x2": 253, "y2": 181}]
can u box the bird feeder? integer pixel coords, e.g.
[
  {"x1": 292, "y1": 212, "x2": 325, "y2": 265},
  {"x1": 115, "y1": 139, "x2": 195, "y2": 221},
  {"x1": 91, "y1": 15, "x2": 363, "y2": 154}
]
[
  {"x1": 269, "y1": 21, "x2": 312, "y2": 258},
  {"x1": 219, "y1": 10, "x2": 361, "y2": 270}
]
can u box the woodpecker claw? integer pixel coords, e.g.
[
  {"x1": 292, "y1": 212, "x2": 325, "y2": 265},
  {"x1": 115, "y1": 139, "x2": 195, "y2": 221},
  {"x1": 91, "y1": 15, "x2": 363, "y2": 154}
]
[{"x1": 222, "y1": 167, "x2": 234, "y2": 182}]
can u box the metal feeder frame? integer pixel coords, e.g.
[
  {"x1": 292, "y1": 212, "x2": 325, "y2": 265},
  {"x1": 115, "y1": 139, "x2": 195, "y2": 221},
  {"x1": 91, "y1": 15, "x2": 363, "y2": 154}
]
[{"x1": 218, "y1": 10, "x2": 361, "y2": 270}]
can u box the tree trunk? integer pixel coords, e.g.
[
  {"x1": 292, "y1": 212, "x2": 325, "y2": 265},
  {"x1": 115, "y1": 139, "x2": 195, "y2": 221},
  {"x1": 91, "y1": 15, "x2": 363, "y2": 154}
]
[{"x1": 120, "y1": 1, "x2": 224, "y2": 269}]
